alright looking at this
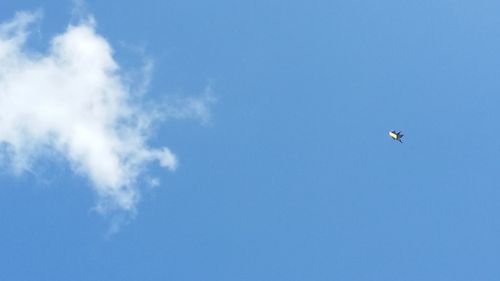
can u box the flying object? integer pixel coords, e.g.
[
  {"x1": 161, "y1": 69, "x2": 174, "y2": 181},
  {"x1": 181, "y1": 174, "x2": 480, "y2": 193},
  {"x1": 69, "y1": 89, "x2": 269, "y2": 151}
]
[{"x1": 389, "y1": 131, "x2": 403, "y2": 143}]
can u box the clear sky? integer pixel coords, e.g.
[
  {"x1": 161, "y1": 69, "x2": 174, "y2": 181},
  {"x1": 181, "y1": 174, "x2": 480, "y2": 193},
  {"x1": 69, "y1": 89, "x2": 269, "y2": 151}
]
[{"x1": 1, "y1": 0, "x2": 500, "y2": 280}]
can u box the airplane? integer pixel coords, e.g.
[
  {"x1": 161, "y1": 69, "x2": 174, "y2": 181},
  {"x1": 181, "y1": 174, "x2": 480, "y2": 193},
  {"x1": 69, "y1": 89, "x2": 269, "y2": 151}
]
[{"x1": 389, "y1": 131, "x2": 403, "y2": 143}]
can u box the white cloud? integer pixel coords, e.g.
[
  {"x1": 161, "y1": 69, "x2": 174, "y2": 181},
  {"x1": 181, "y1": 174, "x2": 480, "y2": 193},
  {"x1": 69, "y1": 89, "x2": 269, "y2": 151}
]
[
  {"x1": 0, "y1": 11, "x2": 210, "y2": 213},
  {"x1": 161, "y1": 85, "x2": 217, "y2": 125}
]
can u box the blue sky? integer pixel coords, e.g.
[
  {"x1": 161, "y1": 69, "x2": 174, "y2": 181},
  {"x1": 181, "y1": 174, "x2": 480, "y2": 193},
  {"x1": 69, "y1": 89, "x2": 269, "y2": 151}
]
[{"x1": 1, "y1": 0, "x2": 500, "y2": 280}]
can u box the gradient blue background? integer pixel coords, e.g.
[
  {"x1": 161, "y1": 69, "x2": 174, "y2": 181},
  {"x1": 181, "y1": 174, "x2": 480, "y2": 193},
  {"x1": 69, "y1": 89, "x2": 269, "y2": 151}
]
[{"x1": 1, "y1": 0, "x2": 500, "y2": 280}]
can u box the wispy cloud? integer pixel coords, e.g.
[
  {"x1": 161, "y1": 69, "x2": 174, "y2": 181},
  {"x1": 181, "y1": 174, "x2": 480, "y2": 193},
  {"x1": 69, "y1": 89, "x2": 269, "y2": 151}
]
[
  {"x1": 0, "y1": 11, "x2": 213, "y2": 214},
  {"x1": 161, "y1": 85, "x2": 217, "y2": 125}
]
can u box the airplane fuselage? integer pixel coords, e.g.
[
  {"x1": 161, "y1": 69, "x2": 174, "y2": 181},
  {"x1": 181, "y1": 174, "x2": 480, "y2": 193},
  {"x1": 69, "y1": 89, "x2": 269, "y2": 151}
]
[{"x1": 389, "y1": 131, "x2": 403, "y2": 142}]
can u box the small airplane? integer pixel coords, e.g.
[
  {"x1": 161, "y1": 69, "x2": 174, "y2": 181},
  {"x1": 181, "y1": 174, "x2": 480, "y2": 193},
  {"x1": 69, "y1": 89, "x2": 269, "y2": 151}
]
[{"x1": 389, "y1": 131, "x2": 404, "y2": 143}]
